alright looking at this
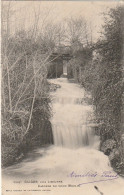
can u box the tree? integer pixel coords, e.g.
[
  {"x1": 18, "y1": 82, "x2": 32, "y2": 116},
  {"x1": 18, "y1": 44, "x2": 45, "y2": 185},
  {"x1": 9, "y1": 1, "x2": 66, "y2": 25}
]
[
  {"x1": 65, "y1": 17, "x2": 91, "y2": 49},
  {"x1": 1, "y1": 2, "x2": 53, "y2": 166}
]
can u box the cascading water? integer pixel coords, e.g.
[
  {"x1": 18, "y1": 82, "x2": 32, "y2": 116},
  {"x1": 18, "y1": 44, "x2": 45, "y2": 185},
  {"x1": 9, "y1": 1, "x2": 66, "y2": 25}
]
[
  {"x1": 2, "y1": 78, "x2": 124, "y2": 195},
  {"x1": 51, "y1": 78, "x2": 99, "y2": 149}
]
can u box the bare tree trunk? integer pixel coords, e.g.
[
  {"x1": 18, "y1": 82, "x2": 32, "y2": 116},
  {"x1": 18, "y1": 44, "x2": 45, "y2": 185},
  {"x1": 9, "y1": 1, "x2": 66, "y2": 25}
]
[
  {"x1": 25, "y1": 56, "x2": 37, "y2": 136},
  {"x1": 6, "y1": 57, "x2": 12, "y2": 112},
  {"x1": 89, "y1": 22, "x2": 93, "y2": 45}
]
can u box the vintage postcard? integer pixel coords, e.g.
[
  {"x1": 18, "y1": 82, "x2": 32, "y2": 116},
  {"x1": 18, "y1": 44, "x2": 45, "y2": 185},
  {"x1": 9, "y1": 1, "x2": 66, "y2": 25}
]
[{"x1": 1, "y1": 0, "x2": 124, "y2": 195}]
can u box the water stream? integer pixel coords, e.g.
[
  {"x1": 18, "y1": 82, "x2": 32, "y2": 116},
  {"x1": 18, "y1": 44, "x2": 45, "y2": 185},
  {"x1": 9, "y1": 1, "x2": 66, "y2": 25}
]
[
  {"x1": 2, "y1": 78, "x2": 124, "y2": 195},
  {"x1": 51, "y1": 78, "x2": 99, "y2": 148}
]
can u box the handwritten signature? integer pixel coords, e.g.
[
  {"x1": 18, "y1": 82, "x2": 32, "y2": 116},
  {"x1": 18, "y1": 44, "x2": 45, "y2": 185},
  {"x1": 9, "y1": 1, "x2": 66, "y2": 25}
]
[{"x1": 68, "y1": 171, "x2": 119, "y2": 186}]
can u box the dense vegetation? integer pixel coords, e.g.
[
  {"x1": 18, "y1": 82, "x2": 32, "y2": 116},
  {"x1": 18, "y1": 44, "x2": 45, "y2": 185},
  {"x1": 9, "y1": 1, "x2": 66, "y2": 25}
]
[
  {"x1": 68, "y1": 6, "x2": 124, "y2": 174},
  {"x1": 1, "y1": 26, "x2": 54, "y2": 166},
  {"x1": 1, "y1": 3, "x2": 124, "y2": 173}
]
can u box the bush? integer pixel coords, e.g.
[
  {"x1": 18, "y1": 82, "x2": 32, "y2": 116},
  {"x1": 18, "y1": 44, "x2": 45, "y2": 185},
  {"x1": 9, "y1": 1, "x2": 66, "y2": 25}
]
[
  {"x1": 1, "y1": 30, "x2": 53, "y2": 166},
  {"x1": 67, "y1": 6, "x2": 124, "y2": 174}
]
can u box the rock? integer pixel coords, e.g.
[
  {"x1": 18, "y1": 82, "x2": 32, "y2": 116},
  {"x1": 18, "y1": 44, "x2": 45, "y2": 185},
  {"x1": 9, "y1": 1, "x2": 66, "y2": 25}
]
[
  {"x1": 15, "y1": 153, "x2": 24, "y2": 161},
  {"x1": 109, "y1": 148, "x2": 120, "y2": 161},
  {"x1": 49, "y1": 83, "x2": 61, "y2": 92},
  {"x1": 100, "y1": 139, "x2": 116, "y2": 154},
  {"x1": 100, "y1": 139, "x2": 124, "y2": 174}
]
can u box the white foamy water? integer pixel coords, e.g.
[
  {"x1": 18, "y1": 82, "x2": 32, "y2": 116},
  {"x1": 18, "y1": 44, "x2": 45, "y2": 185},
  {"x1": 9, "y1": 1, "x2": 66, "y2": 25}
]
[
  {"x1": 2, "y1": 78, "x2": 124, "y2": 195},
  {"x1": 50, "y1": 78, "x2": 98, "y2": 148}
]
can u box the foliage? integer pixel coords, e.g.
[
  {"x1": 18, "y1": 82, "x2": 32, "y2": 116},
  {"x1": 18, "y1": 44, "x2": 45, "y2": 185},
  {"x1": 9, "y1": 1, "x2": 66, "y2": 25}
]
[
  {"x1": 67, "y1": 6, "x2": 124, "y2": 173},
  {"x1": 92, "y1": 7, "x2": 124, "y2": 143},
  {"x1": 67, "y1": 47, "x2": 92, "y2": 82},
  {"x1": 1, "y1": 26, "x2": 54, "y2": 166}
]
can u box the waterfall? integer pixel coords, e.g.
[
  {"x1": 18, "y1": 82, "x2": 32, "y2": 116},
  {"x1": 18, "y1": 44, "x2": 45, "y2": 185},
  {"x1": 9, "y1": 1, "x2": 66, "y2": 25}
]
[
  {"x1": 3, "y1": 78, "x2": 124, "y2": 195},
  {"x1": 51, "y1": 78, "x2": 98, "y2": 149}
]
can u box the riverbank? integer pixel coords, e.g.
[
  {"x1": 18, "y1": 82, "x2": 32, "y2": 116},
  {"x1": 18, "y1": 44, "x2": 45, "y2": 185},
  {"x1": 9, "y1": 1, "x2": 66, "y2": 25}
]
[
  {"x1": 2, "y1": 82, "x2": 59, "y2": 167},
  {"x1": 2, "y1": 78, "x2": 124, "y2": 195}
]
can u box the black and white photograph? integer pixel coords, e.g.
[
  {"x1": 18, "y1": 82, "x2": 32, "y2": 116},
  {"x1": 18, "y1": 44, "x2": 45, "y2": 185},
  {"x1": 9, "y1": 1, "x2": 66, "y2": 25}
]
[{"x1": 1, "y1": 1, "x2": 124, "y2": 195}]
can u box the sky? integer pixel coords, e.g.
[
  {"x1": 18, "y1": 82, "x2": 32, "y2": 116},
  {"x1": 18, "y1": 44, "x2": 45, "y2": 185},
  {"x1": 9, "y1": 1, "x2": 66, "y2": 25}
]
[{"x1": 2, "y1": 1, "x2": 123, "y2": 41}]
